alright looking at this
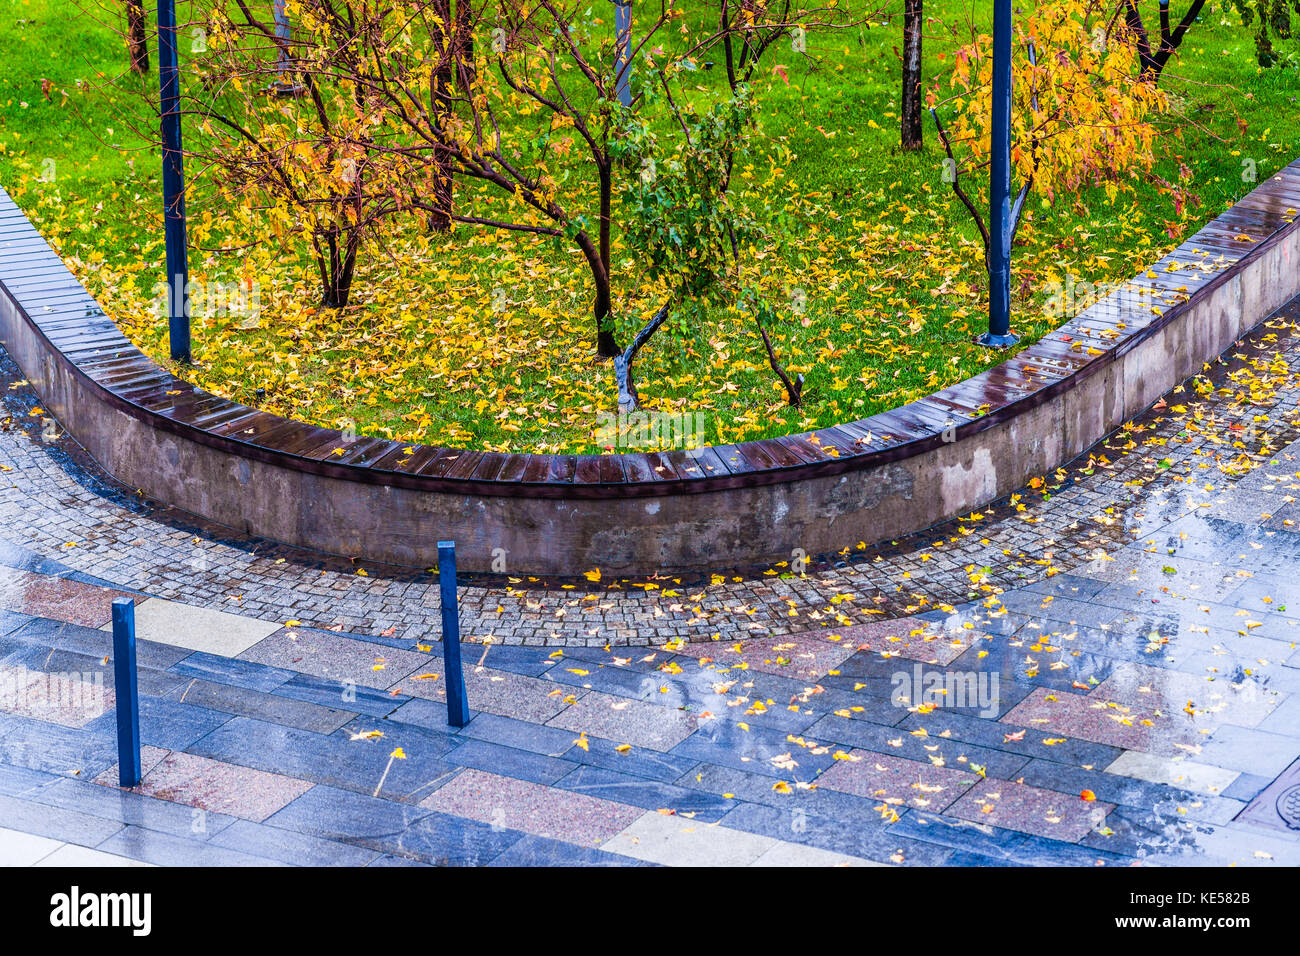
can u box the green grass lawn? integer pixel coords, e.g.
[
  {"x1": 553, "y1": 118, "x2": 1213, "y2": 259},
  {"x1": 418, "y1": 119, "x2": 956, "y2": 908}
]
[{"x1": 1, "y1": 1, "x2": 1297, "y2": 454}]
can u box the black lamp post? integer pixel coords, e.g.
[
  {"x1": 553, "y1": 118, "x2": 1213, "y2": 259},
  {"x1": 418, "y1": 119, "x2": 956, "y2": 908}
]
[
  {"x1": 269, "y1": 0, "x2": 305, "y2": 96},
  {"x1": 157, "y1": 0, "x2": 190, "y2": 363},
  {"x1": 613, "y1": 0, "x2": 632, "y2": 107},
  {"x1": 979, "y1": 0, "x2": 1019, "y2": 348}
]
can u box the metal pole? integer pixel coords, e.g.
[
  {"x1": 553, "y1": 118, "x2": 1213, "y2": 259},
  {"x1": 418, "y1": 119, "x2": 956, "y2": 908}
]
[
  {"x1": 437, "y1": 541, "x2": 469, "y2": 727},
  {"x1": 614, "y1": 0, "x2": 632, "y2": 107},
  {"x1": 979, "y1": 0, "x2": 1019, "y2": 348},
  {"x1": 157, "y1": 0, "x2": 191, "y2": 363},
  {"x1": 274, "y1": 0, "x2": 291, "y2": 73},
  {"x1": 269, "y1": 0, "x2": 304, "y2": 96},
  {"x1": 111, "y1": 598, "x2": 142, "y2": 788}
]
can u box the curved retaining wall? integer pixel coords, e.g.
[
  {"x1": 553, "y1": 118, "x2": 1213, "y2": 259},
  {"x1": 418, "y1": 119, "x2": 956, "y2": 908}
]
[{"x1": 1, "y1": 161, "x2": 1298, "y2": 574}]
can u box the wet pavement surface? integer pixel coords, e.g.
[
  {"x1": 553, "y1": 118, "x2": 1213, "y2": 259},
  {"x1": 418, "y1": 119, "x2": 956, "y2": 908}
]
[{"x1": 2, "y1": 300, "x2": 1300, "y2": 864}]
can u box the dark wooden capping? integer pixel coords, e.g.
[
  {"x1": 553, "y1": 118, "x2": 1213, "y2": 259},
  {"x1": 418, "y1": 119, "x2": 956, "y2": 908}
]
[{"x1": 1, "y1": 161, "x2": 1298, "y2": 501}]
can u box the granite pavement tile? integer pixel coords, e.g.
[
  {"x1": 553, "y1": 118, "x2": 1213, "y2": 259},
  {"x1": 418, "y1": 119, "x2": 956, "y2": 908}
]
[
  {"x1": 0, "y1": 711, "x2": 120, "y2": 777},
  {"x1": 264, "y1": 784, "x2": 525, "y2": 865},
  {"x1": 805, "y1": 713, "x2": 1029, "y2": 780},
  {"x1": 1195, "y1": 723, "x2": 1300, "y2": 777},
  {"x1": 19, "y1": 774, "x2": 240, "y2": 840},
  {"x1": 1000, "y1": 686, "x2": 1201, "y2": 757},
  {"x1": 677, "y1": 631, "x2": 857, "y2": 681},
  {"x1": 420, "y1": 768, "x2": 644, "y2": 845},
  {"x1": 454, "y1": 712, "x2": 579, "y2": 756},
  {"x1": 96, "y1": 825, "x2": 289, "y2": 867},
  {"x1": 889, "y1": 810, "x2": 1133, "y2": 866},
  {"x1": 442, "y1": 737, "x2": 578, "y2": 786},
  {"x1": 749, "y1": 841, "x2": 884, "y2": 866},
  {"x1": 604, "y1": 810, "x2": 777, "y2": 866},
  {"x1": 397, "y1": 664, "x2": 578, "y2": 723},
  {"x1": 826, "y1": 616, "x2": 988, "y2": 666},
  {"x1": 0, "y1": 826, "x2": 64, "y2": 866},
  {"x1": 239, "y1": 628, "x2": 435, "y2": 690},
  {"x1": 168, "y1": 651, "x2": 298, "y2": 693},
  {"x1": 94, "y1": 750, "x2": 313, "y2": 822},
  {"x1": 108, "y1": 598, "x2": 282, "y2": 657},
  {"x1": 0, "y1": 569, "x2": 131, "y2": 628},
  {"x1": 555, "y1": 764, "x2": 737, "y2": 822},
  {"x1": 895, "y1": 709, "x2": 1123, "y2": 770},
  {"x1": 186, "y1": 715, "x2": 458, "y2": 802},
  {"x1": 1104, "y1": 749, "x2": 1240, "y2": 797},
  {"x1": 546, "y1": 691, "x2": 697, "y2": 752},
  {"x1": 273, "y1": 671, "x2": 407, "y2": 718},
  {"x1": 208, "y1": 817, "x2": 380, "y2": 866},
  {"x1": 557, "y1": 734, "x2": 702, "y2": 784},
  {"x1": 6, "y1": 616, "x2": 192, "y2": 669},
  {"x1": 717, "y1": 800, "x2": 950, "y2": 866},
  {"x1": 158, "y1": 676, "x2": 356, "y2": 734},
  {"x1": 0, "y1": 663, "x2": 110, "y2": 728},
  {"x1": 815, "y1": 750, "x2": 982, "y2": 812},
  {"x1": 0, "y1": 761, "x2": 61, "y2": 797},
  {"x1": 0, "y1": 791, "x2": 124, "y2": 847},
  {"x1": 676, "y1": 761, "x2": 905, "y2": 819},
  {"x1": 83, "y1": 695, "x2": 234, "y2": 751},
  {"x1": 485, "y1": 832, "x2": 652, "y2": 866},
  {"x1": 669, "y1": 720, "x2": 840, "y2": 782},
  {"x1": 1015, "y1": 756, "x2": 1245, "y2": 825},
  {"x1": 33, "y1": 843, "x2": 155, "y2": 867},
  {"x1": 1095, "y1": 660, "x2": 1284, "y2": 728},
  {"x1": 946, "y1": 779, "x2": 1115, "y2": 843}
]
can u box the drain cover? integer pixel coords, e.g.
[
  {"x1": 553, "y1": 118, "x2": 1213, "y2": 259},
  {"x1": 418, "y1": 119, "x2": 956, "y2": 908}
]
[
  {"x1": 1238, "y1": 759, "x2": 1300, "y2": 834},
  {"x1": 1277, "y1": 786, "x2": 1300, "y2": 831}
]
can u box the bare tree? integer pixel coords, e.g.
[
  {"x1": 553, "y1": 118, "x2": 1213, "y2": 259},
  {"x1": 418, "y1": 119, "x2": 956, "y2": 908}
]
[
  {"x1": 900, "y1": 0, "x2": 923, "y2": 149},
  {"x1": 1119, "y1": 0, "x2": 1208, "y2": 83},
  {"x1": 125, "y1": 0, "x2": 149, "y2": 74},
  {"x1": 103, "y1": 0, "x2": 873, "y2": 365}
]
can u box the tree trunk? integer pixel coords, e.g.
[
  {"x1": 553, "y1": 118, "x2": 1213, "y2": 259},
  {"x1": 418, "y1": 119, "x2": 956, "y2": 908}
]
[
  {"x1": 317, "y1": 229, "x2": 360, "y2": 308},
  {"x1": 126, "y1": 0, "x2": 149, "y2": 74},
  {"x1": 1125, "y1": 0, "x2": 1207, "y2": 84},
  {"x1": 575, "y1": 230, "x2": 620, "y2": 358},
  {"x1": 900, "y1": 0, "x2": 923, "y2": 150},
  {"x1": 429, "y1": 0, "x2": 455, "y2": 232},
  {"x1": 758, "y1": 320, "x2": 804, "y2": 407},
  {"x1": 454, "y1": 0, "x2": 476, "y2": 91},
  {"x1": 594, "y1": 160, "x2": 620, "y2": 357},
  {"x1": 614, "y1": 303, "x2": 672, "y2": 411}
]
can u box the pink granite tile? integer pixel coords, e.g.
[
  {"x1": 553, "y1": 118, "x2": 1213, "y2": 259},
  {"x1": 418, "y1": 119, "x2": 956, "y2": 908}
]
[
  {"x1": 0, "y1": 569, "x2": 132, "y2": 627},
  {"x1": 677, "y1": 631, "x2": 857, "y2": 680},
  {"x1": 816, "y1": 751, "x2": 981, "y2": 811},
  {"x1": 239, "y1": 628, "x2": 435, "y2": 690},
  {"x1": 95, "y1": 750, "x2": 312, "y2": 821},
  {"x1": 1092, "y1": 662, "x2": 1280, "y2": 729},
  {"x1": 817, "y1": 616, "x2": 975, "y2": 665},
  {"x1": 420, "y1": 769, "x2": 642, "y2": 845},
  {"x1": 392, "y1": 665, "x2": 578, "y2": 723},
  {"x1": 1001, "y1": 686, "x2": 1201, "y2": 757},
  {"x1": 545, "y1": 691, "x2": 697, "y2": 752},
  {"x1": 0, "y1": 664, "x2": 112, "y2": 727},
  {"x1": 947, "y1": 779, "x2": 1114, "y2": 842},
  {"x1": 96, "y1": 745, "x2": 173, "y2": 782}
]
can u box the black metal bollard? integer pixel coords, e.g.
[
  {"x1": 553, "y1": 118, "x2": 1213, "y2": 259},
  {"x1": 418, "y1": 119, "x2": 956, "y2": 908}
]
[
  {"x1": 111, "y1": 597, "x2": 142, "y2": 787},
  {"x1": 437, "y1": 541, "x2": 469, "y2": 727}
]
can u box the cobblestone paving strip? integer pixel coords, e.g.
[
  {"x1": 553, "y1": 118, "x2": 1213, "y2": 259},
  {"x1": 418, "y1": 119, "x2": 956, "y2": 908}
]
[
  {"x1": 0, "y1": 301, "x2": 1298, "y2": 864},
  {"x1": 0, "y1": 301, "x2": 1295, "y2": 648}
]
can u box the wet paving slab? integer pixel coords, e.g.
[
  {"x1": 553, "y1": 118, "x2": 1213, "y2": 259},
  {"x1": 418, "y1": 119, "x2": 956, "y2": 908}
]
[{"x1": 1, "y1": 308, "x2": 1300, "y2": 863}]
